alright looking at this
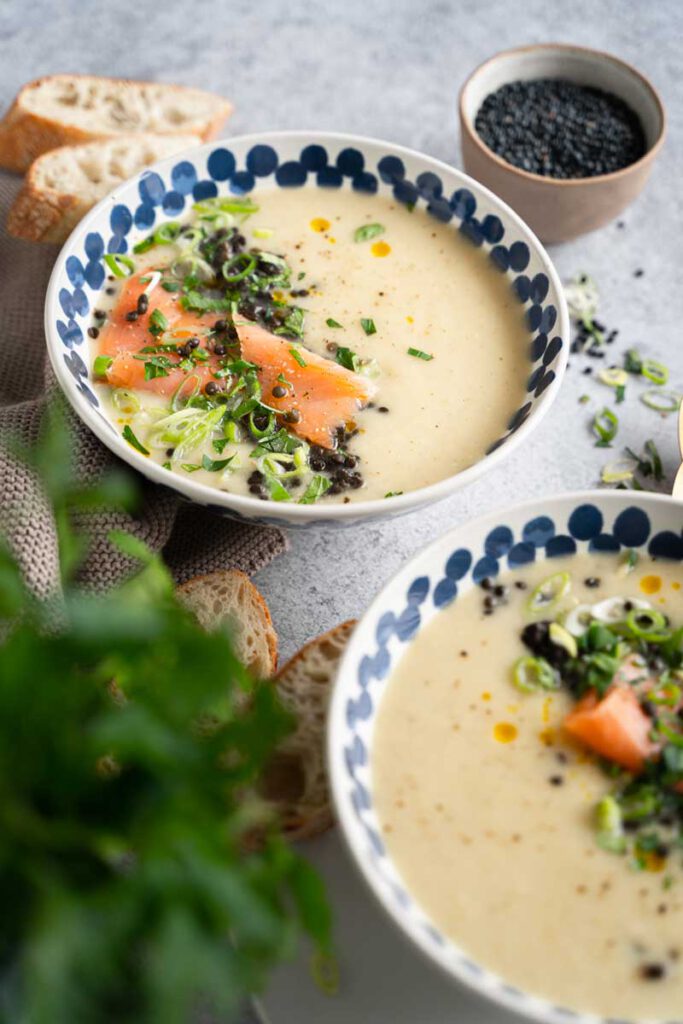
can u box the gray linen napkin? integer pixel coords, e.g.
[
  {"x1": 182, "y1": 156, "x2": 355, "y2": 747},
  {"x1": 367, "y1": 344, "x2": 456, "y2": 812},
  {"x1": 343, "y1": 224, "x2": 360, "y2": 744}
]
[{"x1": 0, "y1": 172, "x2": 287, "y2": 596}]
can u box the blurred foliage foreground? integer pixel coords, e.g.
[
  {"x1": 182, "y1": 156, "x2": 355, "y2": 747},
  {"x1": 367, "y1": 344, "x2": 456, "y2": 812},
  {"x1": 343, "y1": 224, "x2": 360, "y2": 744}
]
[{"x1": 0, "y1": 410, "x2": 331, "y2": 1024}]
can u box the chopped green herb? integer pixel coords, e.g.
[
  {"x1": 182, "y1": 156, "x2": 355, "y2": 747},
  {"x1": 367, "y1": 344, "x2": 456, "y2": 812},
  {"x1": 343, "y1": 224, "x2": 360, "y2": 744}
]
[
  {"x1": 326, "y1": 318, "x2": 344, "y2": 329},
  {"x1": 579, "y1": 394, "x2": 590, "y2": 404},
  {"x1": 148, "y1": 308, "x2": 169, "y2": 337},
  {"x1": 384, "y1": 491, "x2": 403, "y2": 498},
  {"x1": 624, "y1": 348, "x2": 643, "y2": 374},
  {"x1": 298, "y1": 475, "x2": 332, "y2": 505},
  {"x1": 274, "y1": 306, "x2": 305, "y2": 340},
  {"x1": 335, "y1": 347, "x2": 360, "y2": 373},
  {"x1": 276, "y1": 373, "x2": 293, "y2": 389},
  {"x1": 181, "y1": 463, "x2": 202, "y2": 473},
  {"x1": 161, "y1": 280, "x2": 181, "y2": 293},
  {"x1": 201, "y1": 454, "x2": 234, "y2": 473},
  {"x1": 289, "y1": 347, "x2": 307, "y2": 368},
  {"x1": 142, "y1": 356, "x2": 172, "y2": 381},
  {"x1": 615, "y1": 384, "x2": 626, "y2": 404},
  {"x1": 297, "y1": 271, "x2": 306, "y2": 281},
  {"x1": 212, "y1": 438, "x2": 230, "y2": 454},
  {"x1": 360, "y1": 318, "x2": 376, "y2": 336},
  {"x1": 407, "y1": 347, "x2": 433, "y2": 361},
  {"x1": 354, "y1": 223, "x2": 385, "y2": 243},
  {"x1": 93, "y1": 355, "x2": 113, "y2": 377},
  {"x1": 122, "y1": 425, "x2": 149, "y2": 455}
]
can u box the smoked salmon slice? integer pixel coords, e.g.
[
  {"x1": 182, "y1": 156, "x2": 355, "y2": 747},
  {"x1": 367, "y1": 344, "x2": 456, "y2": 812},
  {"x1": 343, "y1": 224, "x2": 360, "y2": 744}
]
[
  {"x1": 98, "y1": 277, "x2": 376, "y2": 447},
  {"x1": 236, "y1": 320, "x2": 377, "y2": 449},
  {"x1": 564, "y1": 685, "x2": 656, "y2": 773}
]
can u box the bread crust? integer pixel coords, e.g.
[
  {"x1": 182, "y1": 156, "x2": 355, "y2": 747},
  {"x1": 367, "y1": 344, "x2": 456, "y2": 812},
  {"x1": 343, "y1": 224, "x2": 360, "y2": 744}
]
[
  {"x1": 269, "y1": 619, "x2": 357, "y2": 842},
  {"x1": 6, "y1": 133, "x2": 199, "y2": 243},
  {"x1": 176, "y1": 569, "x2": 278, "y2": 677},
  {"x1": 0, "y1": 74, "x2": 233, "y2": 172}
]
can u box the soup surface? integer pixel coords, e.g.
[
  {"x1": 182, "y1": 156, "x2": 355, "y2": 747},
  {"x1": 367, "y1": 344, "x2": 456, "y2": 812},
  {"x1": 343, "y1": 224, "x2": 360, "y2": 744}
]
[
  {"x1": 90, "y1": 187, "x2": 529, "y2": 504},
  {"x1": 373, "y1": 553, "x2": 683, "y2": 1018}
]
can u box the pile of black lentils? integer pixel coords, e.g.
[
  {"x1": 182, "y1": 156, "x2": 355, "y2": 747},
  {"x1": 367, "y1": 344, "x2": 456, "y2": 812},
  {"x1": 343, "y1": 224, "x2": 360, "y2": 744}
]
[{"x1": 475, "y1": 78, "x2": 646, "y2": 178}]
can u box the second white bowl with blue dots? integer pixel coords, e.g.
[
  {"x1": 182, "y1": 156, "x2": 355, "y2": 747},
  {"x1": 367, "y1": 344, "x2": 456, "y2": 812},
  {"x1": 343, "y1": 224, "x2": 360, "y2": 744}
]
[
  {"x1": 46, "y1": 131, "x2": 569, "y2": 527},
  {"x1": 329, "y1": 490, "x2": 683, "y2": 1023}
]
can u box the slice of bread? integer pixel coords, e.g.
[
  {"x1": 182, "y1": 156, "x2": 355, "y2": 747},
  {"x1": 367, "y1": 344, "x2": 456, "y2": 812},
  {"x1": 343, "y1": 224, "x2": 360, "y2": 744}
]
[
  {"x1": 0, "y1": 75, "x2": 233, "y2": 173},
  {"x1": 176, "y1": 570, "x2": 278, "y2": 679},
  {"x1": 260, "y1": 620, "x2": 357, "y2": 842},
  {"x1": 7, "y1": 134, "x2": 199, "y2": 243}
]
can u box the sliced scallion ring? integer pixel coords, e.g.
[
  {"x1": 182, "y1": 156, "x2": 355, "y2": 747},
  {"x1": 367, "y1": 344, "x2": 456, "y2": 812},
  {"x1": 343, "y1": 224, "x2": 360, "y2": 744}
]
[
  {"x1": 593, "y1": 407, "x2": 618, "y2": 445},
  {"x1": 563, "y1": 604, "x2": 595, "y2": 637},
  {"x1": 512, "y1": 656, "x2": 558, "y2": 694},
  {"x1": 640, "y1": 389, "x2": 681, "y2": 413},
  {"x1": 592, "y1": 596, "x2": 651, "y2": 625},
  {"x1": 625, "y1": 607, "x2": 670, "y2": 642},
  {"x1": 595, "y1": 796, "x2": 626, "y2": 854},
  {"x1": 111, "y1": 389, "x2": 140, "y2": 414},
  {"x1": 598, "y1": 367, "x2": 628, "y2": 389},
  {"x1": 601, "y1": 461, "x2": 634, "y2": 485},
  {"x1": 222, "y1": 252, "x2": 257, "y2": 283},
  {"x1": 93, "y1": 355, "x2": 113, "y2": 377},
  {"x1": 641, "y1": 359, "x2": 669, "y2": 386},
  {"x1": 549, "y1": 622, "x2": 578, "y2": 658},
  {"x1": 104, "y1": 253, "x2": 135, "y2": 278},
  {"x1": 527, "y1": 572, "x2": 571, "y2": 615}
]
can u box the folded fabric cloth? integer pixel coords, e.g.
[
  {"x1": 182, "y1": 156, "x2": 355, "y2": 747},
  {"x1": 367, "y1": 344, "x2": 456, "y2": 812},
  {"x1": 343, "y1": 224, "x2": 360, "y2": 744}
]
[{"x1": 0, "y1": 172, "x2": 287, "y2": 597}]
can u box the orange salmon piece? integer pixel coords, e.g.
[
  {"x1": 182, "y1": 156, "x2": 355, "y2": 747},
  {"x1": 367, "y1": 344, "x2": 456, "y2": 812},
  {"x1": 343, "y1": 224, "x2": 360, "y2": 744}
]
[
  {"x1": 236, "y1": 320, "x2": 377, "y2": 448},
  {"x1": 564, "y1": 685, "x2": 656, "y2": 773},
  {"x1": 99, "y1": 274, "x2": 221, "y2": 394}
]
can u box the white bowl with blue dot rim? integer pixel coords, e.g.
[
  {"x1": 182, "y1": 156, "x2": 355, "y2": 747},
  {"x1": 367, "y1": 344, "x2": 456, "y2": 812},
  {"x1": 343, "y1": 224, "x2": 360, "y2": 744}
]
[
  {"x1": 328, "y1": 489, "x2": 683, "y2": 1023},
  {"x1": 45, "y1": 131, "x2": 569, "y2": 530}
]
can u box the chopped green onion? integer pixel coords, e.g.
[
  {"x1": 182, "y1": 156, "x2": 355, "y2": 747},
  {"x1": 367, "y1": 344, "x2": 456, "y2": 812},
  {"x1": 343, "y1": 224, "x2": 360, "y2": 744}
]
[
  {"x1": 360, "y1": 318, "x2": 377, "y2": 336},
  {"x1": 193, "y1": 196, "x2": 259, "y2": 216},
  {"x1": 104, "y1": 253, "x2": 135, "y2": 278},
  {"x1": 354, "y1": 223, "x2": 385, "y2": 243},
  {"x1": 111, "y1": 389, "x2": 140, "y2": 415},
  {"x1": 326, "y1": 318, "x2": 344, "y2": 329},
  {"x1": 641, "y1": 359, "x2": 669, "y2": 386},
  {"x1": 276, "y1": 373, "x2": 292, "y2": 389},
  {"x1": 595, "y1": 796, "x2": 626, "y2": 854},
  {"x1": 592, "y1": 407, "x2": 618, "y2": 446},
  {"x1": 615, "y1": 384, "x2": 626, "y2": 404},
  {"x1": 310, "y1": 951, "x2": 340, "y2": 997},
  {"x1": 253, "y1": 227, "x2": 274, "y2": 239},
  {"x1": 624, "y1": 348, "x2": 643, "y2": 374},
  {"x1": 626, "y1": 608, "x2": 670, "y2": 642},
  {"x1": 133, "y1": 237, "x2": 155, "y2": 255},
  {"x1": 598, "y1": 367, "x2": 628, "y2": 389},
  {"x1": 224, "y1": 420, "x2": 242, "y2": 444},
  {"x1": 248, "y1": 410, "x2": 277, "y2": 439},
  {"x1": 640, "y1": 389, "x2": 680, "y2": 413},
  {"x1": 512, "y1": 656, "x2": 558, "y2": 694},
  {"x1": 299, "y1": 475, "x2": 332, "y2": 504},
  {"x1": 201, "y1": 454, "x2": 234, "y2": 473},
  {"x1": 601, "y1": 461, "x2": 634, "y2": 485},
  {"x1": 222, "y1": 253, "x2": 257, "y2": 283},
  {"x1": 528, "y1": 572, "x2": 571, "y2": 615},
  {"x1": 549, "y1": 622, "x2": 578, "y2": 658},
  {"x1": 161, "y1": 280, "x2": 181, "y2": 293},
  {"x1": 93, "y1": 355, "x2": 113, "y2": 377},
  {"x1": 579, "y1": 394, "x2": 590, "y2": 404},
  {"x1": 181, "y1": 463, "x2": 202, "y2": 473},
  {"x1": 407, "y1": 347, "x2": 433, "y2": 361},
  {"x1": 384, "y1": 491, "x2": 403, "y2": 498},
  {"x1": 122, "y1": 425, "x2": 149, "y2": 455},
  {"x1": 289, "y1": 347, "x2": 307, "y2": 368}
]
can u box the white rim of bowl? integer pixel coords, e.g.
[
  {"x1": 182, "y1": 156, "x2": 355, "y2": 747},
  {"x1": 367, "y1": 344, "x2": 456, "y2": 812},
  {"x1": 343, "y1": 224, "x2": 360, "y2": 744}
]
[
  {"x1": 328, "y1": 488, "x2": 683, "y2": 1024},
  {"x1": 45, "y1": 130, "x2": 570, "y2": 522}
]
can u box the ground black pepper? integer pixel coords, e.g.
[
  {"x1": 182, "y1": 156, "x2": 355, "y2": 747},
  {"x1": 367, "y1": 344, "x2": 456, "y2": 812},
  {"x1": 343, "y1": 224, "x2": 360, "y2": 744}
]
[{"x1": 475, "y1": 79, "x2": 645, "y2": 179}]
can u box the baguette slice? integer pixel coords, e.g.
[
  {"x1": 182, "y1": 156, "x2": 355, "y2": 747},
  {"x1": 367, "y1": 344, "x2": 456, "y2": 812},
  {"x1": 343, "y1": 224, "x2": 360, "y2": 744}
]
[
  {"x1": 7, "y1": 134, "x2": 199, "y2": 243},
  {"x1": 176, "y1": 570, "x2": 277, "y2": 679},
  {"x1": 0, "y1": 75, "x2": 233, "y2": 173},
  {"x1": 261, "y1": 620, "x2": 357, "y2": 842}
]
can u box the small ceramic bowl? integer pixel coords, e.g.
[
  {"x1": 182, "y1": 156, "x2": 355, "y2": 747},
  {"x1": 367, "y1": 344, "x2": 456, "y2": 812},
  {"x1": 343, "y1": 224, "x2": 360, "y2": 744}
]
[
  {"x1": 46, "y1": 131, "x2": 569, "y2": 529},
  {"x1": 459, "y1": 44, "x2": 666, "y2": 244},
  {"x1": 329, "y1": 490, "x2": 683, "y2": 1023}
]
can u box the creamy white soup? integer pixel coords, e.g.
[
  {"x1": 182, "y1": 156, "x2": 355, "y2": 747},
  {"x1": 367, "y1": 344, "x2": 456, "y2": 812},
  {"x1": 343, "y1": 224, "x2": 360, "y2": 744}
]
[
  {"x1": 373, "y1": 553, "x2": 683, "y2": 1019},
  {"x1": 89, "y1": 188, "x2": 530, "y2": 504}
]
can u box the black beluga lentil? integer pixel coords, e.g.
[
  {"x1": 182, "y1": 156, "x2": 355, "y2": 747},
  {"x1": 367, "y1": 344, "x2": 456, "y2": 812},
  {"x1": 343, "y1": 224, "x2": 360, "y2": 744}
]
[{"x1": 475, "y1": 79, "x2": 646, "y2": 179}]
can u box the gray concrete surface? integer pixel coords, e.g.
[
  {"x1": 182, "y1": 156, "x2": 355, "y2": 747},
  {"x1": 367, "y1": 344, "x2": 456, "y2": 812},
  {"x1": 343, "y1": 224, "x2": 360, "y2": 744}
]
[{"x1": 1, "y1": 0, "x2": 681, "y2": 1019}]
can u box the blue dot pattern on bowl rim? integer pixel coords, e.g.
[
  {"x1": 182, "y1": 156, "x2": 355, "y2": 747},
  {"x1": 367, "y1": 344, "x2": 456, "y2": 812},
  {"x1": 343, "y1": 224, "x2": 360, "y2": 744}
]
[
  {"x1": 339, "y1": 498, "x2": 683, "y2": 1024},
  {"x1": 53, "y1": 139, "x2": 564, "y2": 526}
]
